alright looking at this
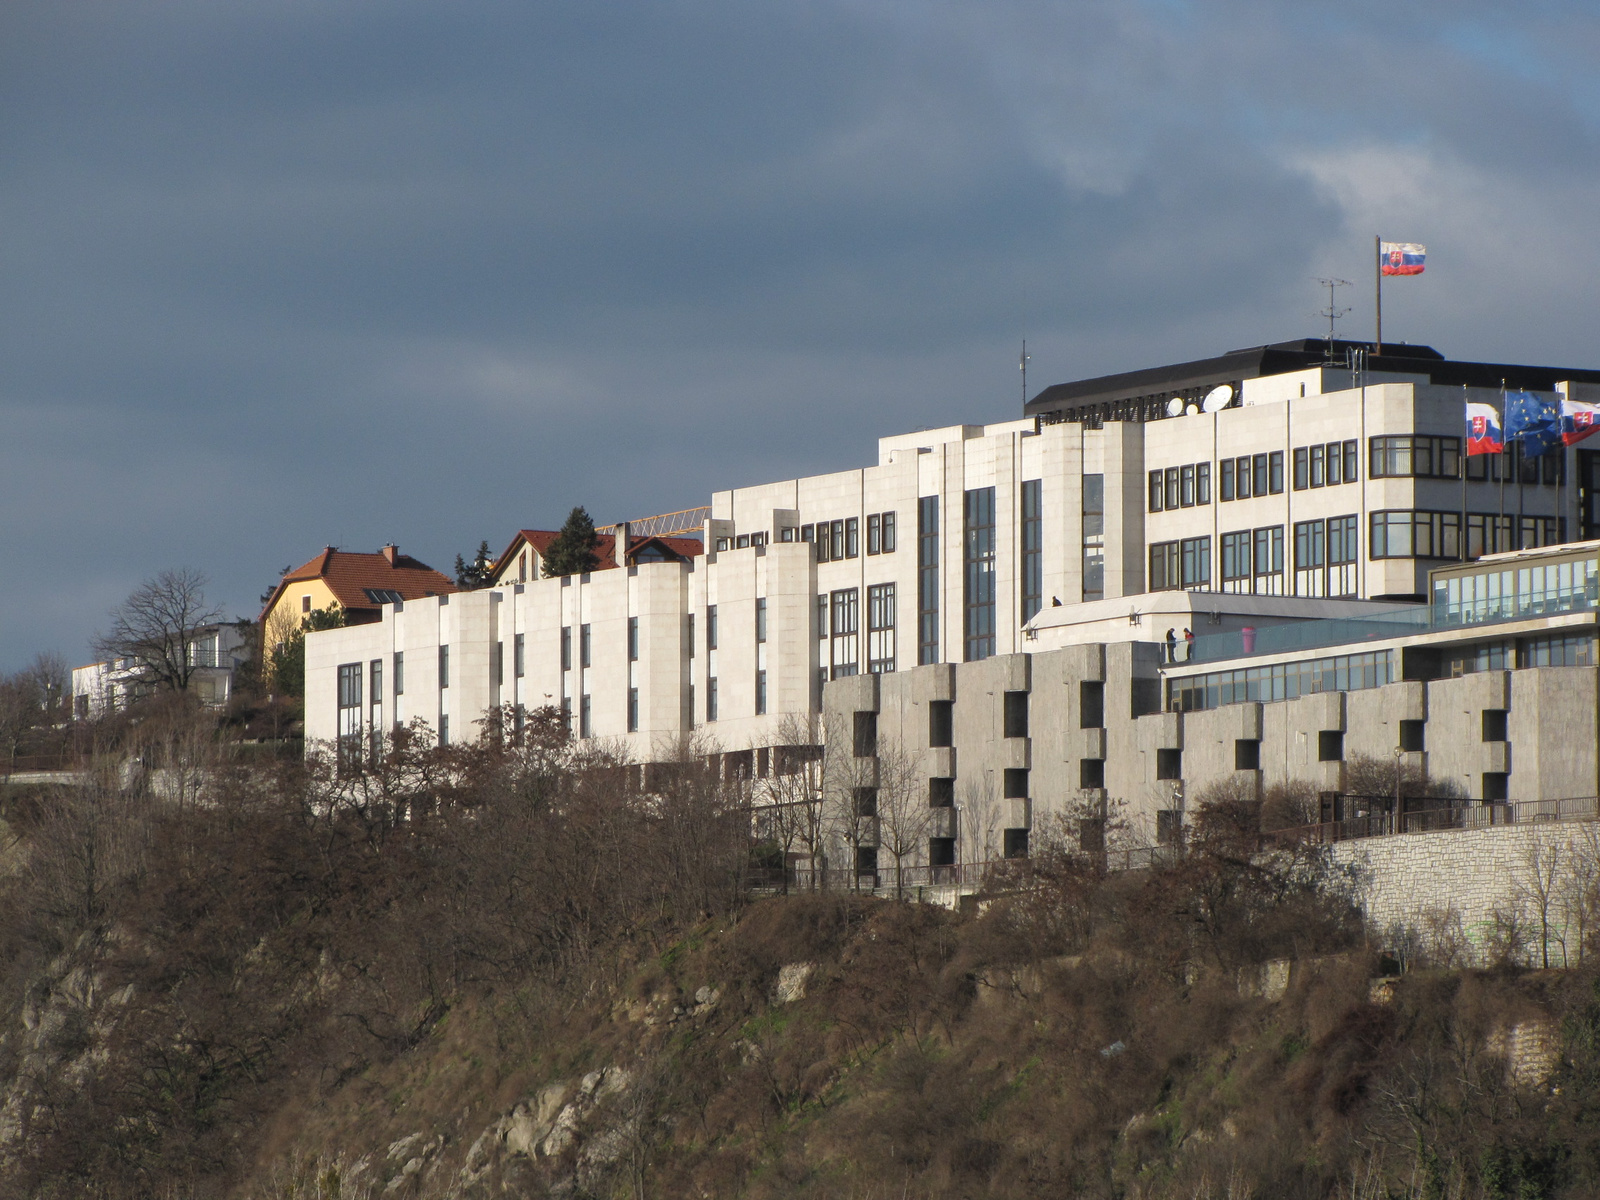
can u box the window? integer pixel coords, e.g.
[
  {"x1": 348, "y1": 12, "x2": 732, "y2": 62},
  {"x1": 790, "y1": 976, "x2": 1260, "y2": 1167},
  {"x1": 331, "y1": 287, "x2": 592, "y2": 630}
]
[
  {"x1": 853, "y1": 710, "x2": 877, "y2": 758},
  {"x1": 519, "y1": 551, "x2": 528, "y2": 582},
  {"x1": 1149, "y1": 537, "x2": 1210, "y2": 591},
  {"x1": 1253, "y1": 453, "x2": 1268, "y2": 497},
  {"x1": 918, "y1": 496, "x2": 940, "y2": 664},
  {"x1": 1293, "y1": 447, "x2": 1308, "y2": 491},
  {"x1": 393, "y1": 651, "x2": 404, "y2": 696},
  {"x1": 1003, "y1": 767, "x2": 1029, "y2": 798},
  {"x1": 514, "y1": 633, "x2": 526, "y2": 677},
  {"x1": 830, "y1": 588, "x2": 859, "y2": 678},
  {"x1": 337, "y1": 663, "x2": 363, "y2": 772},
  {"x1": 1370, "y1": 511, "x2": 1468, "y2": 559},
  {"x1": 1079, "y1": 680, "x2": 1104, "y2": 728},
  {"x1": 560, "y1": 626, "x2": 571, "y2": 671},
  {"x1": 580, "y1": 693, "x2": 593, "y2": 737},
  {"x1": 1080, "y1": 759, "x2": 1105, "y2": 789},
  {"x1": 735, "y1": 534, "x2": 749, "y2": 549},
  {"x1": 1180, "y1": 464, "x2": 1195, "y2": 507},
  {"x1": 1235, "y1": 739, "x2": 1260, "y2": 770},
  {"x1": 1318, "y1": 731, "x2": 1344, "y2": 761},
  {"x1": 1167, "y1": 651, "x2": 1394, "y2": 712},
  {"x1": 1155, "y1": 748, "x2": 1181, "y2": 780},
  {"x1": 817, "y1": 595, "x2": 828, "y2": 641},
  {"x1": 706, "y1": 677, "x2": 718, "y2": 721},
  {"x1": 1220, "y1": 458, "x2": 1235, "y2": 501},
  {"x1": 1221, "y1": 526, "x2": 1283, "y2": 595},
  {"x1": 1519, "y1": 632, "x2": 1596, "y2": 667},
  {"x1": 930, "y1": 777, "x2": 955, "y2": 807},
  {"x1": 627, "y1": 618, "x2": 638, "y2": 662},
  {"x1": 1327, "y1": 515, "x2": 1358, "y2": 596},
  {"x1": 1196, "y1": 462, "x2": 1211, "y2": 504},
  {"x1": 830, "y1": 519, "x2": 845, "y2": 561},
  {"x1": 627, "y1": 687, "x2": 639, "y2": 731},
  {"x1": 1164, "y1": 467, "x2": 1180, "y2": 511},
  {"x1": 1399, "y1": 720, "x2": 1425, "y2": 752},
  {"x1": 964, "y1": 486, "x2": 997, "y2": 661},
  {"x1": 1003, "y1": 691, "x2": 1028, "y2": 738},
  {"x1": 755, "y1": 599, "x2": 766, "y2": 644},
  {"x1": 438, "y1": 645, "x2": 449, "y2": 689},
  {"x1": 867, "y1": 583, "x2": 896, "y2": 673},
  {"x1": 363, "y1": 587, "x2": 404, "y2": 605},
  {"x1": 1370, "y1": 435, "x2": 1462, "y2": 479},
  {"x1": 494, "y1": 641, "x2": 503, "y2": 687},
  {"x1": 580, "y1": 623, "x2": 591, "y2": 668},
  {"x1": 439, "y1": 713, "x2": 450, "y2": 746},
  {"x1": 1021, "y1": 478, "x2": 1042, "y2": 623},
  {"x1": 1294, "y1": 519, "x2": 1325, "y2": 596},
  {"x1": 1082, "y1": 474, "x2": 1105, "y2": 602},
  {"x1": 302, "y1": 595, "x2": 312, "y2": 613},
  {"x1": 1149, "y1": 470, "x2": 1164, "y2": 513},
  {"x1": 845, "y1": 517, "x2": 859, "y2": 558},
  {"x1": 929, "y1": 700, "x2": 953, "y2": 747},
  {"x1": 755, "y1": 670, "x2": 766, "y2": 714},
  {"x1": 706, "y1": 605, "x2": 718, "y2": 651},
  {"x1": 1481, "y1": 709, "x2": 1508, "y2": 742},
  {"x1": 867, "y1": 513, "x2": 881, "y2": 554},
  {"x1": 881, "y1": 511, "x2": 896, "y2": 552},
  {"x1": 801, "y1": 523, "x2": 814, "y2": 543},
  {"x1": 687, "y1": 613, "x2": 695, "y2": 657}
]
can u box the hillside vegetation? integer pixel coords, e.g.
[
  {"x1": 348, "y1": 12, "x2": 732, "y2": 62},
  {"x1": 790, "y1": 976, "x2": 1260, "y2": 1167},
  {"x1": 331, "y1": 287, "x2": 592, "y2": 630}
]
[{"x1": 3, "y1": 705, "x2": 1600, "y2": 1199}]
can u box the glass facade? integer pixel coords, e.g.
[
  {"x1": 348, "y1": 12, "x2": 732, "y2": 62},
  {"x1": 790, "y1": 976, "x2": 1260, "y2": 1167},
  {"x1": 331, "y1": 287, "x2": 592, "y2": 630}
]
[
  {"x1": 963, "y1": 487, "x2": 996, "y2": 661},
  {"x1": 1168, "y1": 651, "x2": 1394, "y2": 712},
  {"x1": 1021, "y1": 479, "x2": 1042, "y2": 623},
  {"x1": 918, "y1": 496, "x2": 939, "y2": 664},
  {"x1": 1433, "y1": 555, "x2": 1600, "y2": 625}
]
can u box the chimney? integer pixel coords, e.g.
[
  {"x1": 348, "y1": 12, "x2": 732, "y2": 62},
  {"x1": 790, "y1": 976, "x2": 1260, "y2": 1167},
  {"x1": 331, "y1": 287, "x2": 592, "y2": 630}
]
[
  {"x1": 615, "y1": 522, "x2": 631, "y2": 568},
  {"x1": 382, "y1": 544, "x2": 398, "y2": 565}
]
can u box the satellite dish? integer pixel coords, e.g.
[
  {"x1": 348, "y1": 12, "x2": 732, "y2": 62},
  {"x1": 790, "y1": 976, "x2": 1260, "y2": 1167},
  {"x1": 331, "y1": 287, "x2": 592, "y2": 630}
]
[
  {"x1": 1185, "y1": 403, "x2": 1200, "y2": 415},
  {"x1": 1166, "y1": 398, "x2": 1186, "y2": 417},
  {"x1": 1202, "y1": 384, "x2": 1234, "y2": 413}
]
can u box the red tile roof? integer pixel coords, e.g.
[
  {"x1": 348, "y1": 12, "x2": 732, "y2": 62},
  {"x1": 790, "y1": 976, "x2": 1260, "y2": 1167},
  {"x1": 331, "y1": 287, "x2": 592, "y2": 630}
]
[
  {"x1": 260, "y1": 546, "x2": 458, "y2": 623},
  {"x1": 491, "y1": 529, "x2": 703, "y2": 580}
]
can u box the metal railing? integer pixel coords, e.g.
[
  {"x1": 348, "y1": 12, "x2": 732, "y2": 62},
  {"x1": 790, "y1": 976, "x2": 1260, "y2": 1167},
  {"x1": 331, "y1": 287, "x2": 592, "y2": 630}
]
[
  {"x1": 1269, "y1": 797, "x2": 1600, "y2": 847},
  {"x1": 598, "y1": 507, "x2": 711, "y2": 539}
]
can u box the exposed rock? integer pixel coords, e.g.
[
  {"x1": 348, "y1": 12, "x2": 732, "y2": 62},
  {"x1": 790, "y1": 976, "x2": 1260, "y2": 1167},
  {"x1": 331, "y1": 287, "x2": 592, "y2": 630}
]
[{"x1": 773, "y1": 962, "x2": 814, "y2": 1004}]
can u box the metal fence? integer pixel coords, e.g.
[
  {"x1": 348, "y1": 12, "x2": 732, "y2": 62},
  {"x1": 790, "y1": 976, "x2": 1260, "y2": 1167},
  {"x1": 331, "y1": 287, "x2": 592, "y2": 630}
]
[{"x1": 1269, "y1": 796, "x2": 1600, "y2": 847}]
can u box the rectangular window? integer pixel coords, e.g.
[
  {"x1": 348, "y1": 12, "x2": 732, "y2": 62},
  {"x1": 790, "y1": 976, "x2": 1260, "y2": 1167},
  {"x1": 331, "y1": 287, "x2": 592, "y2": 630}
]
[
  {"x1": 1293, "y1": 446, "x2": 1309, "y2": 490},
  {"x1": 1252, "y1": 453, "x2": 1268, "y2": 497},
  {"x1": 368, "y1": 659, "x2": 384, "y2": 762},
  {"x1": 929, "y1": 700, "x2": 953, "y2": 748},
  {"x1": 1180, "y1": 464, "x2": 1195, "y2": 507},
  {"x1": 627, "y1": 687, "x2": 639, "y2": 731},
  {"x1": 1325, "y1": 441, "x2": 1343, "y2": 486},
  {"x1": 1196, "y1": 461, "x2": 1211, "y2": 505},
  {"x1": 1003, "y1": 691, "x2": 1029, "y2": 738},
  {"x1": 867, "y1": 583, "x2": 896, "y2": 673},
  {"x1": 560, "y1": 626, "x2": 571, "y2": 671},
  {"x1": 831, "y1": 588, "x2": 860, "y2": 678},
  {"x1": 439, "y1": 713, "x2": 449, "y2": 746},
  {"x1": 580, "y1": 623, "x2": 591, "y2": 669},
  {"x1": 370, "y1": 659, "x2": 383, "y2": 704},
  {"x1": 494, "y1": 641, "x2": 503, "y2": 687},
  {"x1": 918, "y1": 496, "x2": 940, "y2": 664},
  {"x1": 801, "y1": 523, "x2": 814, "y2": 543},
  {"x1": 706, "y1": 677, "x2": 718, "y2": 721},
  {"x1": 964, "y1": 486, "x2": 997, "y2": 661},
  {"x1": 337, "y1": 662, "x2": 363, "y2": 772},
  {"x1": 626, "y1": 617, "x2": 638, "y2": 662},
  {"x1": 755, "y1": 598, "x2": 767, "y2": 643},
  {"x1": 1309, "y1": 443, "x2": 1325, "y2": 488},
  {"x1": 830, "y1": 519, "x2": 845, "y2": 561},
  {"x1": 1221, "y1": 530, "x2": 1251, "y2": 593},
  {"x1": 1269, "y1": 451, "x2": 1284, "y2": 494},
  {"x1": 1371, "y1": 511, "x2": 1465, "y2": 560},
  {"x1": 438, "y1": 645, "x2": 449, "y2": 689},
  {"x1": 1294, "y1": 519, "x2": 1327, "y2": 596},
  {"x1": 1150, "y1": 540, "x2": 1180, "y2": 591},
  {"x1": 1181, "y1": 536, "x2": 1210, "y2": 589},
  {"x1": 1164, "y1": 467, "x2": 1180, "y2": 511},
  {"x1": 1327, "y1": 515, "x2": 1358, "y2": 597},
  {"x1": 706, "y1": 605, "x2": 718, "y2": 651},
  {"x1": 1343, "y1": 439, "x2": 1359, "y2": 483},
  {"x1": 867, "y1": 513, "x2": 881, "y2": 554},
  {"x1": 1253, "y1": 526, "x2": 1284, "y2": 594},
  {"x1": 1149, "y1": 470, "x2": 1164, "y2": 513},
  {"x1": 1166, "y1": 650, "x2": 1395, "y2": 712},
  {"x1": 1082, "y1": 474, "x2": 1105, "y2": 602},
  {"x1": 515, "y1": 632, "x2": 526, "y2": 677},
  {"x1": 817, "y1": 594, "x2": 828, "y2": 641},
  {"x1": 1220, "y1": 458, "x2": 1236, "y2": 501},
  {"x1": 755, "y1": 670, "x2": 767, "y2": 714},
  {"x1": 687, "y1": 613, "x2": 695, "y2": 657},
  {"x1": 580, "y1": 693, "x2": 592, "y2": 737},
  {"x1": 394, "y1": 651, "x2": 404, "y2": 696},
  {"x1": 1235, "y1": 456, "x2": 1252, "y2": 499},
  {"x1": 881, "y1": 511, "x2": 896, "y2": 552},
  {"x1": 1021, "y1": 478, "x2": 1043, "y2": 623},
  {"x1": 845, "y1": 517, "x2": 859, "y2": 558}
]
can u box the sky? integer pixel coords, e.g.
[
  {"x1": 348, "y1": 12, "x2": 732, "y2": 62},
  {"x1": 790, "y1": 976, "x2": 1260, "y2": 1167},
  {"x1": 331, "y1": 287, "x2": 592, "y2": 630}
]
[{"x1": 4, "y1": 0, "x2": 1600, "y2": 671}]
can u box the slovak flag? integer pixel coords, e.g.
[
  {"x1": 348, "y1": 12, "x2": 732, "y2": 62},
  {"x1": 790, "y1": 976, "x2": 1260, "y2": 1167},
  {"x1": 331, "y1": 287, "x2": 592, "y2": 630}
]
[
  {"x1": 1381, "y1": 242, "x2": 1426, "y2": 276},
  {"x1": 1465, "y1": 401, "x2": 1503, "y2": 456},
  {"x1": 1561, "y1": 397, "x2": 1600, "y2": 447}
]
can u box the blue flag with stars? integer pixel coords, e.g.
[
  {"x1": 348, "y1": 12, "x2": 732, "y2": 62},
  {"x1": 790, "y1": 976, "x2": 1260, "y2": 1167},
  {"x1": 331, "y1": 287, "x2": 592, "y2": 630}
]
[{"x1": 1504, "y1": 390, "x2": 1563, "y2": 459}]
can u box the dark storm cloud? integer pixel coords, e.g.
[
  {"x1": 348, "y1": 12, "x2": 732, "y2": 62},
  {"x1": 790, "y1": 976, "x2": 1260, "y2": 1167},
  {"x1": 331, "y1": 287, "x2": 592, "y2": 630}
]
[{"x1": 3, "y1": 0, "x2": 1598, "y2": 667}]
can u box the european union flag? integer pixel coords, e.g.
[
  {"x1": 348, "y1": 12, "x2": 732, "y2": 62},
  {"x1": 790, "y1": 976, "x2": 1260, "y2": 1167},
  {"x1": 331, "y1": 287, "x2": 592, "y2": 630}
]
[{"x1": 1504, "y1": 390, "x2": 1563, "y2": 458}]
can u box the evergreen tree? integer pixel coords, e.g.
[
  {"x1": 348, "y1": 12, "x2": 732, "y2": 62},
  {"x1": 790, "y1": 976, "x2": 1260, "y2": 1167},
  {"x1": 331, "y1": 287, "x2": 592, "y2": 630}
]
[
  {"x1": 542, "y1": 506, "x2": 601, "y2": 577},
  {"x1": 454, "y1": 540, "x2": 494, "y2": 590}
]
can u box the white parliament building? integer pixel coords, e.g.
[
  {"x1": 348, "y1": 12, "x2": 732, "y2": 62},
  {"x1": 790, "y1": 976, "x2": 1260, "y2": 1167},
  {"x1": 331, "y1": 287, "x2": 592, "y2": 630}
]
[{"x1": 306, "y1": 340, "x2": 1600, "y2": 866}]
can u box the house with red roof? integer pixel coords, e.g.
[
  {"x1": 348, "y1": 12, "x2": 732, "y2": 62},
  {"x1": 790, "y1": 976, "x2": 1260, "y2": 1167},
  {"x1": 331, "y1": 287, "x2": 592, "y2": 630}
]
[
  {"x1": 260, "y1": 545, "x2": 457, "y2": 640},
  {"x1": 487, "y1": 528, "x2": 702, "y2": 586}
]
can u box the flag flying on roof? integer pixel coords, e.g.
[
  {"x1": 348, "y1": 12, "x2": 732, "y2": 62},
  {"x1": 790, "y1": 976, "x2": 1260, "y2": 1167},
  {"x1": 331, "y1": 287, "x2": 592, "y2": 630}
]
[
  {"x1": 1505, "y1": 390, "x2": 1563, "y2": 458},
  {"x1": 1380, "y1": 242, "x2": 1426, "y2": 275},
  {"x1": 1561, "y1": 396, "x2": 1600, "y2": 447},
  {"x1": 1465, "y1": 401, "x2": 1504, "y2": 457}
]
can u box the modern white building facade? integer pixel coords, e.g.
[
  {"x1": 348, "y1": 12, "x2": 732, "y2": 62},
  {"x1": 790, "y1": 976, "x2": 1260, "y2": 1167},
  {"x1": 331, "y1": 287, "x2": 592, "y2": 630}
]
[{"x1": 306, "y1": 339, "x2": 1600, "y2": 855}]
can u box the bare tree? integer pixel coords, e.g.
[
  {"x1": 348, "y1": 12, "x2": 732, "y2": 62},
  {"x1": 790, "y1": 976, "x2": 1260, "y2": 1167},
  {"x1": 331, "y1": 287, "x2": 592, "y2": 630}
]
[
  {"x1": 762, "y1": 712, "x2": 827, "y2": 889},
  {"x1": 874, "y1": 733, "x2": 932, "y2": 898},
  {"x1": 822, "y1": 709, "x2": 879, "y2": 889},
  {"x1": 93, "y1": 568, "x2": 224, "y2": 694}
]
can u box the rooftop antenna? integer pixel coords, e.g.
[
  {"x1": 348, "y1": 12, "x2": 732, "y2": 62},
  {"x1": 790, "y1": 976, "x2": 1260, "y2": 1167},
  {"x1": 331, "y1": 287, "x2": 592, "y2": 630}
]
[
  {"x1": 1315, "y1": 278, "x2": 1352, "y2": 362},
  {"x1": 1020, "y1": 340, "x2": 1031, "y2": 406}
]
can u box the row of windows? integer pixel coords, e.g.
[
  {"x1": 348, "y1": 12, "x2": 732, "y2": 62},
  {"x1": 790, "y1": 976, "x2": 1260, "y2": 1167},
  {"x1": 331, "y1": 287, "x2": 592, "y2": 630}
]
[
  {"x1": 1370, "y1": 511, "x2": 1565, "y2": 560},
  {"x1": 800, "y1": 512, "x2": 898, "y2": 562},
  {"x1": 1433, "y1": 557, "x2": 1600, "y2": 625},
  {"x1": 1293, "y1": 440, "x2": 1359, "y2": 490},
  {"x1": 1221, "y1": 452, "x2": 1284, "y2": 502},
  {"x1": 715, "y1": 531, "x2": 770, "y2": 551},
  {"x1": 1149, "y1": 537, "x2": 1212, "y2": 591},
  {"x1": 1445, "y1": 633, "x2": 1597, "y2": 677},
  {"x1": 1168, "y1": 651, "x2": 1394, "y2": 712},
  {"x1": 817, "y1": 583, "x2": 898, "y2": 677},
  {"x1": 1147, "y1": 462, "x2": 1212, "y2": 512}
]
